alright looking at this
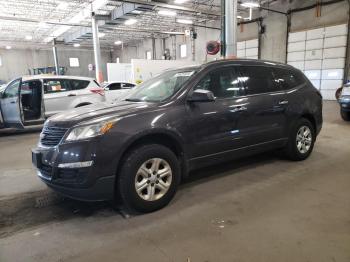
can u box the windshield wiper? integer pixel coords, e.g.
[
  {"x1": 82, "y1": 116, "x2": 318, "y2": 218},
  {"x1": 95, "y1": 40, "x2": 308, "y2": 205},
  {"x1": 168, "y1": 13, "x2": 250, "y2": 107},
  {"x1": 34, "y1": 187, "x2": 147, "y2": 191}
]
[{"x1": 125, "y1": 98, "x2": 142, "y2": 102}]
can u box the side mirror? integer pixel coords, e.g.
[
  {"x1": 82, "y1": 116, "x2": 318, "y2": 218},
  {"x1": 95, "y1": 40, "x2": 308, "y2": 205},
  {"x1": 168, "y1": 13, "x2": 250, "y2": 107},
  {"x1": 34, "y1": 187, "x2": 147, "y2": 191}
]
[{"x1": 188, "y1": 89, "x2": 215, "y2": 102}]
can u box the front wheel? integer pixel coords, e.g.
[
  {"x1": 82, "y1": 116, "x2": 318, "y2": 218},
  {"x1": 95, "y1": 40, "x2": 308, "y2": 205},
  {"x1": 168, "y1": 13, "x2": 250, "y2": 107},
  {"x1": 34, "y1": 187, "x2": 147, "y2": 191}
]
[
  {"x1": 117, "y1": 144, "x2": 180, "y2": 213},
  {"x1": 284, "y1": 118, "x2": 315, "y2": 161},
  {"x1": 340, "y1": 109, "x2": 350, "y2": 121}
]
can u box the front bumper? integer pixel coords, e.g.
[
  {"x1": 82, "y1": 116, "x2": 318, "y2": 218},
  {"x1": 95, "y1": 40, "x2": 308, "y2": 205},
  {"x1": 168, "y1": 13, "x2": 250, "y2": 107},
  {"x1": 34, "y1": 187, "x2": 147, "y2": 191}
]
[{"x1": 31, "y1": 139, "x2": 117, "y2": 201}]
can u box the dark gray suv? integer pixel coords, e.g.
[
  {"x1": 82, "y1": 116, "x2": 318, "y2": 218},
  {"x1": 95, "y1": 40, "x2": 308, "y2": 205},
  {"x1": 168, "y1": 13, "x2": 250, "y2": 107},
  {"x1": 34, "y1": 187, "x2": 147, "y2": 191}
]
[{"x1": 32, "y1": 59, "x2": 323, "y2": 213}]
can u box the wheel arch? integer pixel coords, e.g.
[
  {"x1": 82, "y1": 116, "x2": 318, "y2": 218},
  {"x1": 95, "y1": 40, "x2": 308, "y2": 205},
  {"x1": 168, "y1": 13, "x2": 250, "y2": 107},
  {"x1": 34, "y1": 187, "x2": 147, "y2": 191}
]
[{"x1": 115, "y1": 130, "x2": 189, "y2": 182}]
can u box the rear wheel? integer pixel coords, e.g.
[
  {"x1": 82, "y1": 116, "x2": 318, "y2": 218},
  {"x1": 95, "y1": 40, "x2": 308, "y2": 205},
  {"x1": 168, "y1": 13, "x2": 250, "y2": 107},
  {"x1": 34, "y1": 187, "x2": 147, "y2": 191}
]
[
  {"x1": 284, "y1": 118, "x2": 315, "y2": 161},
  {"x1": 340, "y1": 110, "x2": 350, "y2": 121},
  {"x1": 117, "y1": 144, "x2": 180, "y2": 213}
]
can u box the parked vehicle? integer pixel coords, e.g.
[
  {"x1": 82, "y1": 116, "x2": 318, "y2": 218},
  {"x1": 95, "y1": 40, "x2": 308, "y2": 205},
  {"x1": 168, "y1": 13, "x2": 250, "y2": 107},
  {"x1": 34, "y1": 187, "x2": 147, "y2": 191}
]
[
  {"x1": 0, "y1": 75, "x2": 105, "y2": 129},
  {"x1": 103, "y1": 81, "x2": 135, "y2": 102},
  {"x1": 32, "y1": 59, "x2": 323, "y2": 213},
  {"x1": 338, "y1": 82, "x2": 350, "y2": 121}
]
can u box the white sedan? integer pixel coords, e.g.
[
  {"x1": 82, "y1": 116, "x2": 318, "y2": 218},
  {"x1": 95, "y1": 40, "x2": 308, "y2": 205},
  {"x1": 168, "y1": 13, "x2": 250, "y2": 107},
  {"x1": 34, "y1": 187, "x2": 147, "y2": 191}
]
[{"x1": 103, "y1": 82, "x2": 135, "y2": 102}]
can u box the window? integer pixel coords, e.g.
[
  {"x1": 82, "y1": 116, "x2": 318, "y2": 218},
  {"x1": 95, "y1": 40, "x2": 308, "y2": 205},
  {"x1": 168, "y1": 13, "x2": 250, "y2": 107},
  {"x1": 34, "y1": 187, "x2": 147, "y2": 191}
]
[
  {"x1": 239, "y1": 66, "x2": 280, "y2": 95},
  {"x1": 43, "y1": 79, "x2": 89, "y2": 94},
  {"x1": 107, "y1": 83, "x2": 121, "y2": 90},
  {"x1": 194, "y1": 67, "x2": 245, "y2": 99},
  {"x1": 3, "y1": 79, "x2": 21, "y2": 98},
  {"x1": 0, "y1": 55, "x2": 2, "y2": 66},
  {"x1": 146, "y1": 51, "x2": 152, "y2": 60},
  {"x1": 274, "y1": 68, "x2": 305, "y2": 90},
  {"x1": 122, "y1": 83, "x2": 135, "y2": 88},
  {"x1": 69, "y1": 57, "x2": 80, "y2": 67},
  {"x1": 180, "y1": 44, "x2": 187, "y2": 58}
]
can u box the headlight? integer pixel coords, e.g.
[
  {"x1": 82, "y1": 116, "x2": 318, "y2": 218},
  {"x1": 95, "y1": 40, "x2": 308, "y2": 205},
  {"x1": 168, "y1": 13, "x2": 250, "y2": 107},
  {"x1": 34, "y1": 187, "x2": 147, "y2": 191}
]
[{"x1": 65, "y1": 121, "x2": 114, "y2": 142}]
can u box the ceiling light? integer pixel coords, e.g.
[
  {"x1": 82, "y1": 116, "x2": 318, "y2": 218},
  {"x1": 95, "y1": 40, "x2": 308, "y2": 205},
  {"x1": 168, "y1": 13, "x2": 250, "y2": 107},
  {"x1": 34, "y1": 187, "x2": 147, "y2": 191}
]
[
  {"x1": 158, "y1": 10, "x2": 177, "y2": 16},
  {"x1": 57, "y1": 1, "x2": 69, "y2": 10},
  {"x1": 237, "y1": 15, "x2": 242, "y2": 19},
  {"x1": 25, "y1": 35, "x2": 33, "y2": 40},
  {"x1": 174, "y1": 0, "x2": 189, "y2": 3},
  {"x1": 98, "y1": 32, "x2": 105, "y2": 38},
  {"x1": 5, "y1": 46, "x2": 11, "y2": 50},
  {"x1": 176, "y1": 19, "x2": 193, "y2": 24},
  {"x1": 73, "y1": 43, "x2": 80, "y2": 47},
  {"x1": 114, "y1": 41, "x2": 122, "y2": 45},
  {"x1": 241, "y1": 2, "x2": 260, "y2": 8},
  {"x1": 124, "y1": 19, "x2": 137, "y2": 25},
  {"x1": 131, "y1": 10, "x2": 143, "y2": 14}
]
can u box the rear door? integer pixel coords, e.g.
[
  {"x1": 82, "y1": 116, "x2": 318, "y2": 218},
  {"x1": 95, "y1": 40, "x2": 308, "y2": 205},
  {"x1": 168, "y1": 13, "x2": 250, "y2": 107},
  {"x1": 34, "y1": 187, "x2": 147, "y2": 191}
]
[
  {"x1": 43, "y1": 79, "x2": 90, "y2": 116},
  {"x1": 0, "y1": 78, "x2": 24, "y2": 128},
  {"x1": 236, "y1": 65, "x2": 288, "y2": 146}
]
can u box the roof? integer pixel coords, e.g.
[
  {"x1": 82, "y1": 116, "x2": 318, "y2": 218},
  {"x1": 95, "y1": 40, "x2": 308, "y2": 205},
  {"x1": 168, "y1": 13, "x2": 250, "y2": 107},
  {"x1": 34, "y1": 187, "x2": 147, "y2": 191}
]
[
  {"x1": 203, "y1": 58, "x2": 291, "y2": 68},
  {"x1": 22, "y1": 75, "x2": 96, "y2": 82}
]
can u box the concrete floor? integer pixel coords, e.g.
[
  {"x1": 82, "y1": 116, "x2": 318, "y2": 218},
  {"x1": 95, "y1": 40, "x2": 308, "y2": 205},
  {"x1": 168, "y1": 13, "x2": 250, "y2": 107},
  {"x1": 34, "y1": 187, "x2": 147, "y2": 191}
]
[{"x1": 0, "y1": 101, "x2": 349, "y2": 262}]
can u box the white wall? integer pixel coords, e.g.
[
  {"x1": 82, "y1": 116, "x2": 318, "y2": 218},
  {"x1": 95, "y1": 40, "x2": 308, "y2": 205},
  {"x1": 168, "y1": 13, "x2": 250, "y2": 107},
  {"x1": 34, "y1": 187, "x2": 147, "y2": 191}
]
[{"x1": 0, "y1": 48, "x2": 111, "y2": 82}]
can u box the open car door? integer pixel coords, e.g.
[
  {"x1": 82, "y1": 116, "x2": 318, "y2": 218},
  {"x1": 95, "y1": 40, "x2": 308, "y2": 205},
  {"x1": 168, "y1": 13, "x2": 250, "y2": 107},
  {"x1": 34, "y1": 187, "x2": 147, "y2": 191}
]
[{"x1": 0, "y1": 78, "x2": 24, "y2": 129}]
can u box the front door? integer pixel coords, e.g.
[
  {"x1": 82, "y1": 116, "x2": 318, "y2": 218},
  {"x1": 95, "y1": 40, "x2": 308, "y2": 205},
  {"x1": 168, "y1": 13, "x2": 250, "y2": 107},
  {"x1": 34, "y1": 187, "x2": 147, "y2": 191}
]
[
  {"x1": 186, "y1": 66, "x2": 247, "y2": 160},
  {"x1": 0, "y1": 78, "x2": 24, "y2": 128}
]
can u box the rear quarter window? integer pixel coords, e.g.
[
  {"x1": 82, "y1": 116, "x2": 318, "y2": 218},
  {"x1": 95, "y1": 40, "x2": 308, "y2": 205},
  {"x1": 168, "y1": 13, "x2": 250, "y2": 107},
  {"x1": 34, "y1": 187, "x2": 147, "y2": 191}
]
[{"x1": 69, "y1": 80, "x2": 90, "y2": 90}]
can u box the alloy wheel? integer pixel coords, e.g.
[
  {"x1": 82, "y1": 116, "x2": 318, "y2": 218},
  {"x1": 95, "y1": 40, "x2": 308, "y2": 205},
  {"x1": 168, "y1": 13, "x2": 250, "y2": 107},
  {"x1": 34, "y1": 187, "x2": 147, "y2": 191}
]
[
  {"x1": 134, "y1": 158, "x2": 173, "y2": 201},
  {"x1": 296, "y1": 125, "x2": 312, "y2": 154}
]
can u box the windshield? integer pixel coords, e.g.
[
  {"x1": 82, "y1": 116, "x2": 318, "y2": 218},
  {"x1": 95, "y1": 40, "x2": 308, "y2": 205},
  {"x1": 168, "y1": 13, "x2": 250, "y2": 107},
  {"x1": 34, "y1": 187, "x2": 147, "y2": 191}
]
[{"x1": 125, "y1": 69, "x2": 196, "y2": 102}]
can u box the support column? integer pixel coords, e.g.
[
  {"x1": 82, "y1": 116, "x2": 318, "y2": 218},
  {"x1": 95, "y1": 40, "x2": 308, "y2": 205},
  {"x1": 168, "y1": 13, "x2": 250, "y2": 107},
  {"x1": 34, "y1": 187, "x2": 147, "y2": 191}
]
[
  {"x1": 224, "y1": 0, "x2": 238, "y2": 58},
  {"x1": 52, "y1": 39, "x2": 59, "y2": 75},
  {"x1": 91, "y1": 12, "x2": 103, "y2": 83},
  {"x1": 152, "y1": 37, "x2": 156, "y2": 60}
]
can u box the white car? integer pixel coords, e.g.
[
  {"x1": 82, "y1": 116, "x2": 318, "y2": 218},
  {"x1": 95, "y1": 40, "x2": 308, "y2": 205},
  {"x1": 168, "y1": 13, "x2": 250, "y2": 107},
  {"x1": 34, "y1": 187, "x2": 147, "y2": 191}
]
[
  {"x1": 0, "y1": 75, "x2": 105, "y2": 129},
  {"x1": 104, "y1": 82, "x2": 135, "y2": 102}
]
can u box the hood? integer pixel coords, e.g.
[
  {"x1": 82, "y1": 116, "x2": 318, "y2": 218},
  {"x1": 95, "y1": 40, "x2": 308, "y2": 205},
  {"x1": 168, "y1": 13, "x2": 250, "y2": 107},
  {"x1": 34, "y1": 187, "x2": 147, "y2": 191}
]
[{"x1": 46, "y1": 101, "x2": 155, "y2": 128}]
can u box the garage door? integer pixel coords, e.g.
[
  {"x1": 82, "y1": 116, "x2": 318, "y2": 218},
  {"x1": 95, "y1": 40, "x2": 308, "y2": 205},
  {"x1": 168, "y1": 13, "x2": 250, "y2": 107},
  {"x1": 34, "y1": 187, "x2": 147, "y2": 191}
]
[
  {"x1": 237, "y1": 39, "x2": 259, "y2": 59},
  {"x1": 287, "y1": 24, "x2": 347, "y2": 100}
]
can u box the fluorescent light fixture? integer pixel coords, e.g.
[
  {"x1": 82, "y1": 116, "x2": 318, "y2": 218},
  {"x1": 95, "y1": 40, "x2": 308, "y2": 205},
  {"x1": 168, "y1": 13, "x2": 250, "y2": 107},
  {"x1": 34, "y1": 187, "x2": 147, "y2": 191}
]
[
  {"x1": 176, "y1": 19, "x2": 193, "y2": 24},
  {"x1": 174, "y1": 0, "x2": 189, "y2": 3},
  {"x1": 237, "y1": 15, "x2": 242, "y2": 19},
  {"x1": 124, "y1": 19, "x2": 137, "y2": 25},
  {"x1": 38, "y1": 22, "x2": 48, "y2": 28},
  {"x1": 57, "y1": 1, "x2": 69, "y2": 10},
  {"x1": 162, "y1": 31, "x2": 185, "y2": 35},
  {"x1": 158, "y1": 10, "x2": 177, "y2": 16},
  {"x1": 98, "y1": 32, "x2": 105, "y2": 38},
  {"x1": 241, "y1": 2, "x2": 260, "y2": 8},
  {"x1": 25, "y1": 35, "x2": 33, "y2": 40},
  {"x1": 73, "y1": 43, "x2": 80, "y2": 47},
  {"x1": 114, "y1": 40, "x2": 122, "y2": 45},
  {"x1": 5, "y1": 46, "x2": 11, "y2": 50},
  {"x1": 131, "y1": 10, "x2": 143, "y2": 14}
]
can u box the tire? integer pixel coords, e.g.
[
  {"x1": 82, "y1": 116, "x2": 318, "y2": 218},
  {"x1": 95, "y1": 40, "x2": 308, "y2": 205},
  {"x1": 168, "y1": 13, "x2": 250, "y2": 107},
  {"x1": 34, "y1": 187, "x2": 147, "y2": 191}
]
[
  {"x1": 284, "y1": 118, "x2": 315, "y2": 161},
  {"x1": 117, "y1": 144, "x2": 181, "y2": 213},
  {"x1": 340, "y1": 110, "x2": 350, "y2": 121}
]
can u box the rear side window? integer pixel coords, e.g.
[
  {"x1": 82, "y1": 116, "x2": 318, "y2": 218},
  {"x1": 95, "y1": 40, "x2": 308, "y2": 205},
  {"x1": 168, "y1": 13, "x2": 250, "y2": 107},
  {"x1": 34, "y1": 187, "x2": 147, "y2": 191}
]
[
  {"x1": 238, "y1": 66, "x2": 280, "y2": 95},
  {"x1": 108, "y1": 83, "x2": 122, "y2": 90},
  {"x1": 274, "y1": 68, "x2": 305, "y2": 90},
  {"x1": 44, "y1": 79, "x2": 89, "y2": 94},
  {"x1": 69, "y1": 80, "x2": 90, "y2": 90},
  {"x1": 194, "y1": 66, "x2": 245, "y2": 99}
]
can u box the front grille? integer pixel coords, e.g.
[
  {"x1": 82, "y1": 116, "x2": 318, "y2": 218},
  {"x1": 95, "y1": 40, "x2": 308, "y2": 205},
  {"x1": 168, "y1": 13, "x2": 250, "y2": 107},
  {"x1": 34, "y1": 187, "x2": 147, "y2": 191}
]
[{"x1": 40, "y1": 126, "x2": 68, "y2": 147}]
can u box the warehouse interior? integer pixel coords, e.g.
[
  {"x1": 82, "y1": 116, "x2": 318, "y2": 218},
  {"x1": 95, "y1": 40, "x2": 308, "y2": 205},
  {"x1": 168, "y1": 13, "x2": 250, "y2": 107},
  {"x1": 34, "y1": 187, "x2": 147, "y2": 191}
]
[{"x1": 0, "y1": 0, "x2": 350, "y2": 261}]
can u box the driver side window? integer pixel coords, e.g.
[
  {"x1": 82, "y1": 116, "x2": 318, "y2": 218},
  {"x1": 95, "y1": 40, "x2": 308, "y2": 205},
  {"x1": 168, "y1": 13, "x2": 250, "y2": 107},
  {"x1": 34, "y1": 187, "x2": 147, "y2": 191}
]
[
  {"x1": 3, "y1": 79, "x2": 21, "y2": 99},
  {"x1": 194, "y1": 67, "x2": 245, "y2": 99}
]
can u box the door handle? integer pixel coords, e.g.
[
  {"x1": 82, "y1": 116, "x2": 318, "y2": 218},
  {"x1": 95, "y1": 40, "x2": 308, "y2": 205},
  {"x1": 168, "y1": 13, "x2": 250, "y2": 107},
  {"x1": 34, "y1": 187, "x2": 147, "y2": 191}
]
[
  {"x1": 67, "y1": 93, "x2": 77, "y2": 97},
  {"x1": 279, "y1": 100, "x2": 289, "y2": 105},
  {"x1": 231, "y1": 106, "x2": 247, "y2": 112}
]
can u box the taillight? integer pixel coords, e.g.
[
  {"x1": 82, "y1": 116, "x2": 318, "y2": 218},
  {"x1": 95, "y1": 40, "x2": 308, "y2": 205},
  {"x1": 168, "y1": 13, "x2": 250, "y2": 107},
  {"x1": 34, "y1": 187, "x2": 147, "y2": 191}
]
[{"x1": 90, "y1": 88, "x2": 105, "y2": 96}]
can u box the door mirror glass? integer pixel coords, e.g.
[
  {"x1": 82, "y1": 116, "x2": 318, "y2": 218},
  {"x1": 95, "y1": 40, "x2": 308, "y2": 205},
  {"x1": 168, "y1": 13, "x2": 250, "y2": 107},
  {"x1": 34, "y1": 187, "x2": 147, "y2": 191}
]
[{"x1": 188, "y1": 89, "x2": 215, "y2": 102}]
